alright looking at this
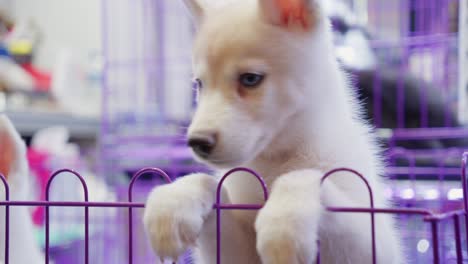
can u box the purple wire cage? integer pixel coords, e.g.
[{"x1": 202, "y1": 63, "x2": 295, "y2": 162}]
[
  {"x1": 100, "y1": 0, "x2": 204, "y2": 184},
  {"x1": 329, "y1": 0, "x2": 468, "y2": 185},
  {"x1": 1, "y1": 0, "x2": 465, "y2": 263},
  {"x1": 1, "y1": 156, "x2": 468, "y2": 264},
  {"x1": 360, "y1": 0, "x2": 466, "y2": 144},
  {"x1": 362, "y1": 0, "x2": 462, "y2": 129}
]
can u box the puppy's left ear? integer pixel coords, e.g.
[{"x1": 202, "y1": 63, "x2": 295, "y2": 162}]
[{"x1": 258, "y1": 0, "x2": 322, "y2": 29}]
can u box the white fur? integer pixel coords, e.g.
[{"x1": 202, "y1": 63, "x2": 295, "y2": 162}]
[
  {"x1": 0, "y1": 115, "x2": 43, "y2": 264},
  {"x1": 144, "y1": 0, "x2": 401, "y2": 263}
]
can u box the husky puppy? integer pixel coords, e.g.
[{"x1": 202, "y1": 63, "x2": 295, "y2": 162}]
[{"x1": 144, "y1": 1, "x2": 401, "y2": 263}]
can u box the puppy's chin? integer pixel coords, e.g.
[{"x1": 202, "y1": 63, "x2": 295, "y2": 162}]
[
  {"x1": 191, "y1": 151, "x2": 251, "y2": 170},
  {"x1": 193, "y1": 156, "x2": 244, "y2": 170}
]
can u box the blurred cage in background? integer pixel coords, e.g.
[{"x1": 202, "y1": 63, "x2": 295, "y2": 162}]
[
  {"x1": 337, "y1": 0, "x2": 468, "y2": 261},
  {"x1": 36, "y1": 0, "x2": 468, "y2": 263},
  {"x1": 367, "y1": 0, "x2": 462, "y2": 129},
  {"x1": 42, "y1": 0, "x2": 198, "y2": 262},
  {"x1": 335, "y1": 0, "x2": 465, "y2": 129},
  {"x1": 99, "y1": 0, "x2": 468, "y2": 182},
  {"x1": 99, "y1": 0, "x2": 203, "y2": 185},
  {"x1": 330, "y1": 0, "x2": 468, "y2": 176}
]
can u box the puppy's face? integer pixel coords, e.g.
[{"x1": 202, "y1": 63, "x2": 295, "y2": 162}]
[{"x1": 185, "y1": 0, "x2": 321, "y2": 168}]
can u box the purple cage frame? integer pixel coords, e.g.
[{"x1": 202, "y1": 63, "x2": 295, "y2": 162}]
[
  {"x1": 2, "y1": 154, "x2": 468, "y2": 264},
  {"x1": 365, "y1": 0, "x2": 462, "y2": 129}
]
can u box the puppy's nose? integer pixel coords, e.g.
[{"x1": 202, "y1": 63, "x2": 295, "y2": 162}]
[{"x1": 188, "y1": 132, "x2": 217, "y2": 158}]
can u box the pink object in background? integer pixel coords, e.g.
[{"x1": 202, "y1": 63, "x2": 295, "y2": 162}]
[{"x1": 27, "y1": 148, "x2": 51, "y2": 226}]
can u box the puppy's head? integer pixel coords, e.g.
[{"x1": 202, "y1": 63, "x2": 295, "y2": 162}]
[{"x1": 184, "y1": 0, "x2": 326, "y2": 168}]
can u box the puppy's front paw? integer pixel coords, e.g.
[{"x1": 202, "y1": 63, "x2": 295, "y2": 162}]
[
  {"x1": 143, "y1": 173, "x2": 217, "y2": 260},
  {"x1": 255, "y1": 206, "x2": 318, "y2": 264}
]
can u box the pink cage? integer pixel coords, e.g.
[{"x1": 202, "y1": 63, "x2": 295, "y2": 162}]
[{"x1": 1, "y1": 0, "x2": 468, "y2": 263}]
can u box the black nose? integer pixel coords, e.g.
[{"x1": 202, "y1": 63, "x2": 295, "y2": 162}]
[{"x1": 188, "y1": 133, "x2": 217, "y2": 158}]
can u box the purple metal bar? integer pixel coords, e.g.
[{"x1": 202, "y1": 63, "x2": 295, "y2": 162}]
[
  {"x1": 215, "y1": 168, "x2": 268, "y2": 264},
  {"x1": 316, "y1": 241, "x2": 320, "y2": 264},
  {"x1": 155, "y1": 0, "x2": 166, "y2": 117},
  {"x1": 99, "y1": 0, "x2": 110, "y2": 182},
  {"x1": 328, "y1": 207, "x2": 431, "y2": 215},
  {"x1": 373, "y1": 68, "x2": 382, "y2": 127},
  {"x1": 128, "y1": 0, "x2": 138, "y2": 116},
  {"x1": 413, "y1": 163, "x2": 463, "y2": 176},
  {"x1": 430, "y1": 0, "x2": 436, "y2": 34},
  {"x1": 143, "y1": 0, "x2": 152, "y2": 129},
  {"x1": 45, "y1": 169, "x2": 89, "y2": 264},
  {"x1": 0, "y1": 201, "x2": 146, "y2": 208},
  {"x1": 2, "y1": 163, "x2": 468, "y2": 263},
  {"x1": 424, "y1": 209, "x2": 465, "y2": 221},
  {"x1": 321, "y1": 168, "x2": 377, "y2": 264},
  {"x1": 397, "y1": 0, "x2": 408, "y2": 128},
  {"x1": 430, "y1": 220, "x2": 440, "y2": 264},
  {"x1": 462, "y1": 152, "x2": 468, "y2": 244},
  {"x1": 418, "y1": 58, "x2": 429, "y2": 128},
  {"x1": 386, "y1": 148, "x2": 416, "y2": 181},
  {"x1": 396, "y1": 56, "x2": 405, "y2": 129},
  {"x1": 418, "y1": 0, "x2": 429, "y2": 128},
  {"x1": 389, "y1": 147, "x2": 465, "y2": 156},
  {"x1": 453, "y1": 215, "x2": 462, "y2": 264},
  {"x1": 392, "y1": 127, "x2": 468, "y2": 139},
  {"x1": 417, "y1": 0, "x2": 424, "y2": 35},
  {"x1": 100, "y1": 0, "x2": 108, "y2": 131},
  {"x1": 128, "y1": 168, "x2": 172, "y2": 264},
  {"x1": 370, "y1": 33, "x2": 457, "y2": 48},
  {"x1": 214, "y1": 204, "x2": 264, "y2": 210},
  {"x1": 442, "y1": 0, "x2": 453, "y2": 127},
  {"x1": 0, "y1": 174, "x2": 9, "y2": 264},
  {"x1": 442, "y1": 47, "x2": 453, "y2": 127}
]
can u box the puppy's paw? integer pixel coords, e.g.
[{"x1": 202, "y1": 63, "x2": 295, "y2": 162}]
[
  {"x1": 143, "y1": 173, "x2": 217, "y2": 260},
  {"x1": 256, "y1": 212, "x2": 318, "y2": 264}
]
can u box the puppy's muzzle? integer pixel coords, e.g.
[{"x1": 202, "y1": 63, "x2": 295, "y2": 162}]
[{"x1": 188, "y1": 131, "x2": 217, "y2": 158}]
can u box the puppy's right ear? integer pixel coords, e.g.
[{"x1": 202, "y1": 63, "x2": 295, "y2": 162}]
[
  {"x1": 181, "y1": 0, "x2": 205, "y2": 25},
  {"x1": 258, "y1": 0, "x2": 322, "y2": 30}
]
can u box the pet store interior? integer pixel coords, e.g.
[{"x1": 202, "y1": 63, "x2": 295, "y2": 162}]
[{"x1": 0, "y1": 0, "x2": 467, "y2": 263}]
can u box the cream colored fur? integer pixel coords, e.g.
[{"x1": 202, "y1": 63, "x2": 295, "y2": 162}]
[
  {"x1": 144, "y1": 0, "x2": 401, "y2": 263},
  {"x1": 0, "y1": 115, "x2": 43, "y2": 264}
]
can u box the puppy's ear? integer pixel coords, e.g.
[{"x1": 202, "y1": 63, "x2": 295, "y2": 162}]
[
  {"x1": 0, "y1": 115, "x2": 27, "y2": 181},
  {"x1": 181, "y1": 0, "x2": 205, "y2": 25},
  {"x1": 258, "y1": 0, "x2": 321, "y2": 29}
]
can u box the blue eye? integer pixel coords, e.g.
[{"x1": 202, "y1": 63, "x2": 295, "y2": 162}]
[{"x1": 239, "y1": 73, "x2": 265, "y2": 88}]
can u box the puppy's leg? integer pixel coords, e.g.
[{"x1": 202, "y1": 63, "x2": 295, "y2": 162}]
[
  {"x1": 255, "y1": 169, "x2": 323, "y2": 264},
  {"x1": 255, "y1": 169, "x2": 401, "y2": 264},
  {"x1": 143, "y1": 173, "x2": 217, "y2": 261},
  {"x1": 318, "y1": 181, "x2": 401, "y2": 264},
  {"x1": 144, "y1": 174, "x2": 254, "y2": 263},
  {"x1": 195, "y1": 201, "x2": 260, "y2": 264}
]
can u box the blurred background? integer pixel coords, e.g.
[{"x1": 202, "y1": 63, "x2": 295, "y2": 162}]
[{"x1": 0, "y1": 0, "x2": 467, "y2": 263}]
